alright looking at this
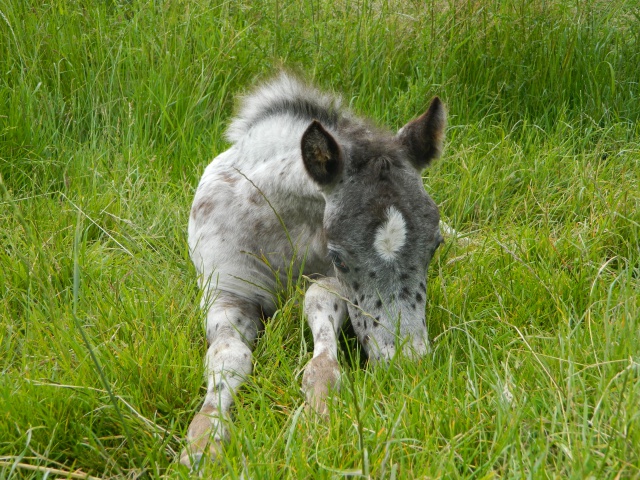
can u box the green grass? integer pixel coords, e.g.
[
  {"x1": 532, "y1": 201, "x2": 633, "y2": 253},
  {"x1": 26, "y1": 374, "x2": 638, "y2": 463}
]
[{"x1": 1, "y1": 0, "x2": 639, "y2": 478}]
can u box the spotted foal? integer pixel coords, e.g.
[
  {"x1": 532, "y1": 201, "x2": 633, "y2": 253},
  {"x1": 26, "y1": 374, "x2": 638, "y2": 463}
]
[{"x1": 181, "y1": 73, "x2": 446, "y2": 467}]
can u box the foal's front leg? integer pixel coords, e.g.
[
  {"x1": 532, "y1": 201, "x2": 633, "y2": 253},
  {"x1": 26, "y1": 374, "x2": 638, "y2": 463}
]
[
  {"x1": 180, "y1": 292, "x2": 261, "y2": 469},
  {"x1": 302, "y1": 277, "x2": 347, "y2": 416}
]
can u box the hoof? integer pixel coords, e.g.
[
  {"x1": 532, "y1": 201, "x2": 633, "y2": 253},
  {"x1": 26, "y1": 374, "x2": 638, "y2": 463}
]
[
  {"x1": 179, "y1": 450, "x2": 203, "y2": 470},
  {"x1": 180, "y1": 407, "x2": 227, "y2": 470},
  {"x1": 304, "y1": 398, "x2": 329, "y2": 419},
  {"x1": 179, "y1": 438, "x2": 223, "y2": 471},
  {"x1": 302, "y1": 352, "x2": 340, "y2": 417}
]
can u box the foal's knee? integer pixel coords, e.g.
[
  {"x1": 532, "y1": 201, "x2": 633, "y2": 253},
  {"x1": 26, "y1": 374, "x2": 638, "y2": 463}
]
[{"x1": 205, "y1": 334, "x2": 253, "y2": 382}]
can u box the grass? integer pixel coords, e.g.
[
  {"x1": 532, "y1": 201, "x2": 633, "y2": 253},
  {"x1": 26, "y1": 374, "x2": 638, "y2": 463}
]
[{"x1": 1, "y1": 0, "x2": 639, "y2": 478}]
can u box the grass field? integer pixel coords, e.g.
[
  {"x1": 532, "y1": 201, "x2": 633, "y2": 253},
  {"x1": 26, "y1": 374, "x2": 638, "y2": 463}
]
[{"x1": 1, "y1": 0, "x2": 639, "y2": 478}]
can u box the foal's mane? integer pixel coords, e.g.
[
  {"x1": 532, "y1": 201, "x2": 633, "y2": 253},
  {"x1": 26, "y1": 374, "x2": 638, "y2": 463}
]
[{"x1": 226, "y1": 73, "x2": 345, "y2": 143}]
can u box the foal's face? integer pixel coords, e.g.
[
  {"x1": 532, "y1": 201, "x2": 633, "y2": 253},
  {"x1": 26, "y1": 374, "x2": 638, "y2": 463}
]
[
  {"x1": 301, "y1": 97, "x2": 447, "y2": 360},
  {"x1": 323, "y1": 158, "x2": 443, "y2": 360}
]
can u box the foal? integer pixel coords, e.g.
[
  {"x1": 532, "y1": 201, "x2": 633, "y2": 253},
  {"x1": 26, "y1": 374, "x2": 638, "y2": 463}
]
[{"x1": 181, "y1": 73, "x2": 446, "y2": 467}]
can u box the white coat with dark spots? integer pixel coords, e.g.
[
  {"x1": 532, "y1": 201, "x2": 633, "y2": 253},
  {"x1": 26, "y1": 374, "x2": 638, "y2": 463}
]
[{"x1": 181, "y1": 73, "x2": 446, "y2": 468}]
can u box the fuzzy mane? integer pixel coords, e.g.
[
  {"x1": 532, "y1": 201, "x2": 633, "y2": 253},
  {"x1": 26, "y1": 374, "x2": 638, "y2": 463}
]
[{"x1": 225, "y1": 73, "x2": 345, "y2": 143}]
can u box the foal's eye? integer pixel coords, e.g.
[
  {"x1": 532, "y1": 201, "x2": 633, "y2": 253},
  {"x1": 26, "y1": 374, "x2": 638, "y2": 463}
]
[
  {"x1": 328, "y1": 250, "x2": 349, "y2": 273},
  {"x1": 426, "y1": 238, "x2": 443, "y2": 264}
]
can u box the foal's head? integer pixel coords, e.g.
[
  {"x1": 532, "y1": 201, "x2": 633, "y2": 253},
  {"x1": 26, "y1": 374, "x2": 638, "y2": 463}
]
[{"x1": 301, "y1": 97, "x2": 447, "y2": 361}]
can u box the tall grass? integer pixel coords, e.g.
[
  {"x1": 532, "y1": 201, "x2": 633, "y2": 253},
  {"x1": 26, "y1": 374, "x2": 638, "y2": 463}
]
[
  {"x1": 2, "y1": 0, "x2": 638, "y2": 188},
  {"x1": 1, "y1": 0, "x2": 639, "y2": 478}
]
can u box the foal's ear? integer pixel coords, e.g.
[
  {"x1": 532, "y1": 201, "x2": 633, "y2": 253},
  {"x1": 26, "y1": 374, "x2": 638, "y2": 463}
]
[
  {"x1": 301, "y1": 120, "x2": 344, "y2": 186},
  {"x1": 397, "y1": 97, "x2": 447, "y2": 171}
]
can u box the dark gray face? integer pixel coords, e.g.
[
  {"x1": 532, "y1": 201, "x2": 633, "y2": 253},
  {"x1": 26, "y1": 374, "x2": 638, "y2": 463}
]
[
  {"x1": 301, "y1": 97, "x2": 447, "y2": 360},
  {"x1": 323, "y1": 152, "x2": 443, "y2": 360}
]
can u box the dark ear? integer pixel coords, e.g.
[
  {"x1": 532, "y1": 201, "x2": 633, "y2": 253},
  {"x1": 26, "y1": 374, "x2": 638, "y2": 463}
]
[
  {"x1": 301, "y1": 120, "x2": 343, "y2": 186},
  {"x1": 397, "y1": 97, "x2": 447, "y2": 171}
]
